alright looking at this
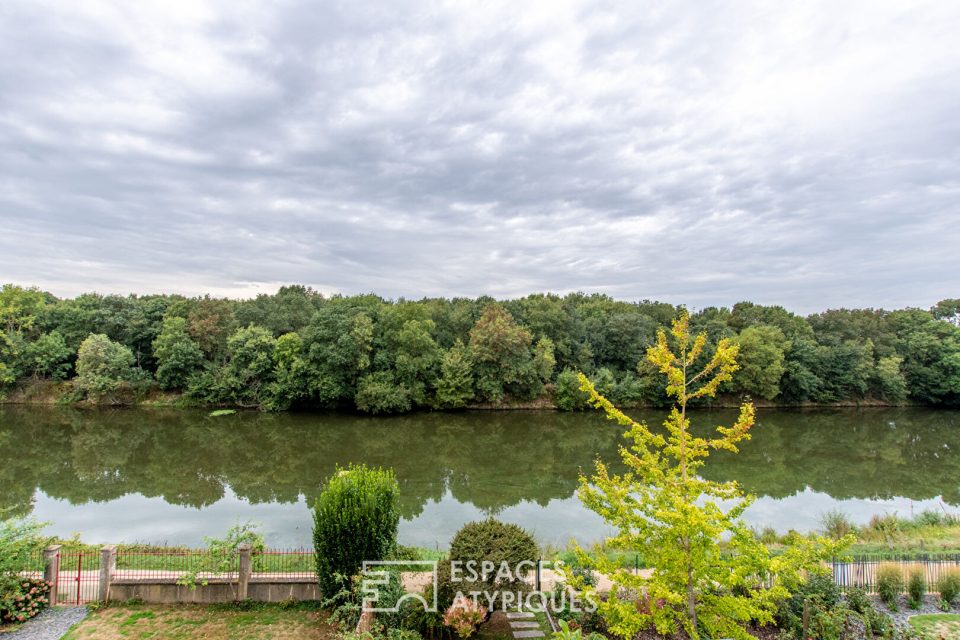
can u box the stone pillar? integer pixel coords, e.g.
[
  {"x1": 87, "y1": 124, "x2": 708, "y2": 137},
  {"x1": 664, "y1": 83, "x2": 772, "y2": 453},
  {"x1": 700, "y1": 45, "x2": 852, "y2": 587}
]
[
  {"x1": 237, "y1": 544, "x2": 252, "y2": 601},
  {"x1": 43, "y1": 545, "x2": 61, "y2": 599},
  {"x1": 99, "y1": 546, "x2": 117, "y2": 602}
]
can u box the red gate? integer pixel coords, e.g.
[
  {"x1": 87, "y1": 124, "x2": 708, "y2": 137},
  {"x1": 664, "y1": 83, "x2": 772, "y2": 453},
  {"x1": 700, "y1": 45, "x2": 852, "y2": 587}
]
[{"x1": 53, "y1": 551, "x2": 99, "y2": 605}]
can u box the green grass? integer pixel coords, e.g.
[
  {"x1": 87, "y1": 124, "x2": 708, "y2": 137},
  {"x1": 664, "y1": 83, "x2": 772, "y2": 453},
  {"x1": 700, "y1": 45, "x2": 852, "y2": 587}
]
[
  {"x1": 61, "y1": 602, "x2": 333, "y2": 640},
  {"x1": 908, "y1": 614, "x2": 960, "y2": 639}
]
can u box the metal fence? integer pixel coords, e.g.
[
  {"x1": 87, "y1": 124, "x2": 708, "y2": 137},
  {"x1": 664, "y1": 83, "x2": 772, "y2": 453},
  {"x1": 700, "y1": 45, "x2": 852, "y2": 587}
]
[
  {"x1": 252, "y1": 548, "x2": 316, "y2": 580},
  {"x1": 114, "y1": 548, "x2": 239, "y2": 582},
  {"x1": 831, "y1": 553, "x2": 960, "y2": 592}
]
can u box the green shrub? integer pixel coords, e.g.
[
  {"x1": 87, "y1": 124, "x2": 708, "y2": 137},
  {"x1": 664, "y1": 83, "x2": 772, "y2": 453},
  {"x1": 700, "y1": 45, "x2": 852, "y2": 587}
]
[
  {"x1": 907, "y1": 567, "x2": 926, "y2": 609},
  {"x1": 862, "y1": 608, "x2": 890, "y2": 637},
  {"x1": 776, "y1": 572, "x2": 842, "y2": 637},
  {"x1": 74, "y1": 333, "x2": 138, "y2": 402},
  {"x1": 866, "y1": 514, "x2": 903, "y2": 543},
  {"x1": 449, "y1": 518, "x2": 538, "y2": 586},
  {"x1": 0, "y1": 578, "x2": 51, "y2": 624},
  {"x1": 553, "y1": 369, "x2": 589, "y2": 411},
  {"x1": 0, "y1": 517, "x2": 49, "y2": 621},
  {"x1": 937, "y1": 568, "x2": 960, "y2": 607},
  {"x1": 876, "y1": 563, "x2": 904, "y2": 609},
  {"x1": 313, "y1": 465, "x2": 400, "y2": 598},
  {"x1": 845, "y1": 586, "x2": 871, "y2": 615},
  {"x1": 820, "y1": 510, "x2": 856, "y2": 540},
  {"x1": 757, "y1": 526, "x2": 780, "y2": 545},
  {"x1": 447, "y1": 518, "x2": 538, "y2": 610}
]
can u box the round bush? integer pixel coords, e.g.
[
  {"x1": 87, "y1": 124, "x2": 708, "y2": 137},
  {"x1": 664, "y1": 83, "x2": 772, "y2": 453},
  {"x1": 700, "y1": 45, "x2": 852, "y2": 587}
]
[
  {"x1": 313, "y1": 465, "x2": 399, "y2": 597},
  {"x1": 449, "y1": 518, "x2": 538, "y2": 587}
]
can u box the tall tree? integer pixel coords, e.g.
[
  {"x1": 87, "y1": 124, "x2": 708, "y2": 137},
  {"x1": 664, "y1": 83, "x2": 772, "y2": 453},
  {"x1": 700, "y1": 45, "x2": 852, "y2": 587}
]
[
  {"x1": 74, "y1": 333, "x2": 137, "y2": 401},
  {"x1": 435, "y1": 340, "x2": 474, "y2": 408},
  {"x1": 572, "y1": 312, "x2": 838, "y2": 640},
  {"x1": 733, "y1": 325, "x2": 788, "y2": 400},
  {"x1": 468, "y1": 304, "x2": 534, "y2": 403},
  {"x1": 152, "y1": 317, "x2": 205, "y2": 390}
]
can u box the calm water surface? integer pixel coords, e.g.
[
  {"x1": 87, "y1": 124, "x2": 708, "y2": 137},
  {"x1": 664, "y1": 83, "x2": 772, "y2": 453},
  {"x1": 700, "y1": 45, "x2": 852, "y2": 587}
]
[{"x1": 1, "y1": 407, "x2": 957, "y2": 548}]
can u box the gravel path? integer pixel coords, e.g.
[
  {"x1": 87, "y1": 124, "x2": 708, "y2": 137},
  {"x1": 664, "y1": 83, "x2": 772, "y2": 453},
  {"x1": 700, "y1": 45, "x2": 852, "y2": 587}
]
[
  {"x1": 872, "y1": 595, "x2": 959, "y2": 631},
  {"x1": 2, "y1": 607, "x2": 87, "y2": 640}
]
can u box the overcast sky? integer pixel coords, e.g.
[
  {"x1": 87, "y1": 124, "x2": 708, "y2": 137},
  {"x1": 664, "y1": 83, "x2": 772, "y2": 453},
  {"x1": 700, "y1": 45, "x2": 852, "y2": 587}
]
[{"x1": 1, "y1": 1, "x2": 958, "y2": 314}]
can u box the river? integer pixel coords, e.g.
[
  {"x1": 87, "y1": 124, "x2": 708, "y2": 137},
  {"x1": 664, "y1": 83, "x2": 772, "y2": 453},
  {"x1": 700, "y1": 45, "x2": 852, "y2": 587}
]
[{"x1": 1, "y1": 406, "x2": 957, "y2": 548}]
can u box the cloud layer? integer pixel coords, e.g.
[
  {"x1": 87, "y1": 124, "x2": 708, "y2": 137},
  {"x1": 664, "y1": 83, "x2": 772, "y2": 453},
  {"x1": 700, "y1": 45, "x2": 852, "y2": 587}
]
[{"x1": 1, "y1": 0, "x2": 958, "y2": 313}]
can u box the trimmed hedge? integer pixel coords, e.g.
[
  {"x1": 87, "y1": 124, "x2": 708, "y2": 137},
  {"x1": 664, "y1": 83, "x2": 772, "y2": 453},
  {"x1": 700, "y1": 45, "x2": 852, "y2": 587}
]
[{"x1": 313, "y1": 465, "x2": 399, "y2": 597}]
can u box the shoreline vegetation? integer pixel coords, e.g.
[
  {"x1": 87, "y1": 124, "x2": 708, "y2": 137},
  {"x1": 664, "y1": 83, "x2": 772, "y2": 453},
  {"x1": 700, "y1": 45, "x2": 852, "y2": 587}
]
[
  {"x1": 0, "y1": 378, "x2": 930, "y2": 410},
  {"x1": 1, "y1": 284, "x2": 958, "y2": 414},
  {"x1": 20, "y1": 500, "x2": 960, "y2": 559}
]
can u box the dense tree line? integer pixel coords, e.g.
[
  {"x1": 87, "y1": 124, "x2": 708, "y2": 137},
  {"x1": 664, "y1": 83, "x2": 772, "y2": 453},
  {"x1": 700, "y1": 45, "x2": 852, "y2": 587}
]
[{"x1": 1, "y1": 284, "x2": 958, "y2": 411}]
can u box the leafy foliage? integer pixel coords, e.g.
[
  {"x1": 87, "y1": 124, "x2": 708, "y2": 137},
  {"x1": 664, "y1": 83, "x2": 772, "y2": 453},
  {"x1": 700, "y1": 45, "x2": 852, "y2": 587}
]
[
  {"x1": 567, "y1": 311, "x2": 844, "y2": 640},
  {"x1": 448, "y1": 517, "x2": 538, "y2": 592},
  {"x1": 313, "y1": 465, "x2": 399, "y2": 597},
  {"x1": 152, "y1": 317, "x2": 204, "y2": 390},
  {"x1": 907, "y1": 566, "x2": 926, "y2": 609},
  {"x1": 0, "y1": 517, "x2": 49, "y2": 620},
  {"x1": 937, "y1": 568, "x2": 960, "y2": 608},
  {"x1": 877, "y1": 563, "x2": 905, "y2": 609},
  {"x1": 2, "y1": 283, "x2": 959, "y2": 410},
  {"x1": 74, "y1": 333, "x2": 138, "y2": 402}
]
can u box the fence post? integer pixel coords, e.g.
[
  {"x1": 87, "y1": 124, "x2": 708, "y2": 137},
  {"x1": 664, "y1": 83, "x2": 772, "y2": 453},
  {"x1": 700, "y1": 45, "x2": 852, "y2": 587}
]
[
  {"x1": 43, "y1": 545, "x2": 61, "y2": 598},
  {"x1": 99, "y1": 546, "x2": 116, "y2": 602},
  {"x1": 237, "y1": 543, "x2": 252, "y2": 601}
]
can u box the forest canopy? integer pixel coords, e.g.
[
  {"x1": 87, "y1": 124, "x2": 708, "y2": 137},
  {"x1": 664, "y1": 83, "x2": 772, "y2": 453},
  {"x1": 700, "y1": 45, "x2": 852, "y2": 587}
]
[{"x1": 1, "y1": 284, "x2": 958, "y2": 412}]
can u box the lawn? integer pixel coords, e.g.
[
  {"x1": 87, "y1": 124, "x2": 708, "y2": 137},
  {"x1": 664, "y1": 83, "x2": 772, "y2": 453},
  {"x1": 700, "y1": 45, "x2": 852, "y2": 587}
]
[
  {"x1": 908, "y1": 614, "x2": 960, "y2": 640},
  {"x1": 61, "y1": 603, "x2": 336, "y2": 640}
]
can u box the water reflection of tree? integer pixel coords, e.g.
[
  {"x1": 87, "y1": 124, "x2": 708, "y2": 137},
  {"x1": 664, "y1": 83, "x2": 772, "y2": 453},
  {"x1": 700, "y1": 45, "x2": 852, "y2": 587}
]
[{"x1": 0, "y1": 408, "x2": 958, "y2": 521}]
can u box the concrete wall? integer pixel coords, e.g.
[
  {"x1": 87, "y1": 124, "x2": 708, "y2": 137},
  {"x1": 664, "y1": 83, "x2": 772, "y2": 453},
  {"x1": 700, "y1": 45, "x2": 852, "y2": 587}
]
[{"x1": 108, "y1": 578, "x2": 320, "y2": 604}]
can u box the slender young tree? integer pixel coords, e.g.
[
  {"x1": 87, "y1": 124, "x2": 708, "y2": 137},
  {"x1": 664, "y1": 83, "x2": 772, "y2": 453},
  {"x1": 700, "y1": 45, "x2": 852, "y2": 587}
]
[{"x1": 572, "y1": 311, "x2": 838, "y2": 640}]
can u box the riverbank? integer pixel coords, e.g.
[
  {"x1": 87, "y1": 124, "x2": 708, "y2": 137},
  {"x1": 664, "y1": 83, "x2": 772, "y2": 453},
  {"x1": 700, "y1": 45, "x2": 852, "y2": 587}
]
[{"x1": 0, "y1": 379, "x2": 916, "y2": 411}]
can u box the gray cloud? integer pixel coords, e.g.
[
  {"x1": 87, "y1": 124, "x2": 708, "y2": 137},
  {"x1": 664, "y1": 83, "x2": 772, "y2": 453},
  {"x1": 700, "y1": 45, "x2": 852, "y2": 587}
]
[{"x1": 1, "y1": 0, "x2": 958, "y2": 313}]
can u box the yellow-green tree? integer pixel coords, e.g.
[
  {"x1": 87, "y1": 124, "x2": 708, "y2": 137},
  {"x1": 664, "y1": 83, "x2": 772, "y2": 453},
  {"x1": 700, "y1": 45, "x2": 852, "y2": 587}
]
[{"x1": 571, "y1": 311, "x2": 839, "y2": 640}]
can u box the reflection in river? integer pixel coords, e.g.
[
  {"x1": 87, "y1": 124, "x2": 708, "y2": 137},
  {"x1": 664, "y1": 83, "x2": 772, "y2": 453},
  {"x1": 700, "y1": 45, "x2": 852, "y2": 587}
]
[{"x1": 1, "y1": 407, "x2": 957, "y2": 546}]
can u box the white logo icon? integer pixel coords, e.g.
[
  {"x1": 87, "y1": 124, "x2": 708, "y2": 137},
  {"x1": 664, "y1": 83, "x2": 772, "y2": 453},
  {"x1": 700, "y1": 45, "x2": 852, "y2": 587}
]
[{"x1": 361, "y1": 560, "x2": 439, "y2": 613}]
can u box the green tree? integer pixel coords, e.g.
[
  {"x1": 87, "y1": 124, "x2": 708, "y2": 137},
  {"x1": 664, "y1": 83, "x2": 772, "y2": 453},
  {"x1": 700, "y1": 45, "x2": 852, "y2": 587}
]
[
  {"x1": 23, "y1": 332, "x2": 72, "y2": 380},
  {"x1": 553, "y1": 368, "x2": 590, "y2": 410},
  {"x1": 435, "y1": 340, "x2": 474, "y2": 408},
  {"x1": 302, "y1": 301, "x2": 378, "y2": 407},
  {"x1": 931, "y1": 298, "x2": 960, "y2": 327},
  {"x1": 733, "y1": 325, "x2": 787, "y2": 400},
  {"x1": 468, "y1": 304, "x2": 541, "y2": 403},
  {"x1": 74, "y1": 333, "x2": 137, "y2": 401},
  {"x1": 267, "y1": 332, "x2": 310, "y2": 410},
  {"x1": 223, "y1": 325, "x2": 277, "y2": 406},
  {"x1": 0, "y1": 331, "x2": 24, "y2": 387},
  {"x1": 152, "y1": 317, "x2": 205, "y2": 390},
  {"x1": 355, "y1": 371, "x2": 412, "y2": 414},
  {"x1": 0, "y1": 285, "x2": 46, "y2": 335},
  {"x1": 870, "y1": 355, "x2": 908, "y2": 403},
  {"x1": 889, "y1": 309, "x2": 960, "y2": 405},
  {"x1": 572, "y1": 312, "x2": 839, "y2": 640},
  {"x1": 392, "y1": 319, "x2": 440, "y2": 406}
]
